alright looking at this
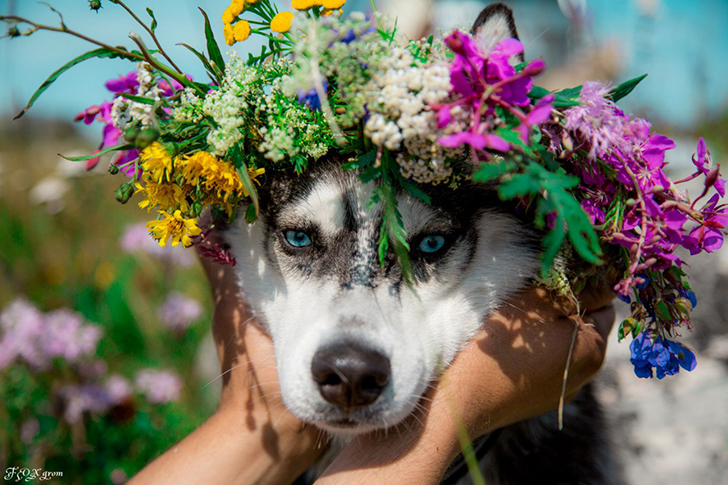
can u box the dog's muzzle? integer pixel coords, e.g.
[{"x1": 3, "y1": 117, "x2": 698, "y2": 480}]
[{"x1": 311, "y1": 342, "x2": 391, "y2": 412}]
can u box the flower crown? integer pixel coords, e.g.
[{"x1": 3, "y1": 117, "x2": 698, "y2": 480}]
[{"x1": 3, "y1": 0, "x2": 725, "y2": 379}]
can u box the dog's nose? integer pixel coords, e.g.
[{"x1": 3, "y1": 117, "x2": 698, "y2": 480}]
[{"x1": 311, "y1": 344, "x2": 390, "y2": 411}]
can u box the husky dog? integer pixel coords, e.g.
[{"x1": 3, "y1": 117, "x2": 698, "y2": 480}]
[{"x1": 227, "y1": 4, "x2": 620, "y2": 483}]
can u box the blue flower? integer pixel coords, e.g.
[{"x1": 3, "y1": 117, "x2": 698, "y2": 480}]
[
  {"x1": 629, "y1": 331, "x2": 697, "y2": 379},
  {"x1": 297, "y1": 80, "x2": 328, "y2": 111}
]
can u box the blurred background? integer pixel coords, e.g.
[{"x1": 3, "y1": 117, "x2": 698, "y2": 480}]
[{"x1": 1, "y1": 0, "x2": 727, "y2": 483}]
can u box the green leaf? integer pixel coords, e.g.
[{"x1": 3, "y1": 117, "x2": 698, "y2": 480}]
[
  {"x1": 618, "y1": 317, "x2": 637, "y2": 342},
  {"x1": 343, "y1": 149, "x2": 377, "y2": 170},
  {"x1": 473, "y1": 160, "x2": 517, "y2": 182},
  {"x1": 554, "y1": 85, "x2": 582, "y2": 100},
  {"x1": 394, "y1": 171, "x2": 431, "y2": 205},
  {"x1": 245, "y1": 204, "x2": 257, "y2": 223},
  {"x1": 178, "y1": 43, "x2": 222, "y2": 84},
  {"x1": 609, "y1": 74, "x2": 648, "y2": 103},
  {"x1": 60, "y1": 143, "x2": 134, "y2": 162},
  {"x1": 498, "y1": 173, "x2": 541, "y2": 199},
  {"x1": 540, "y1": 217, "x2": 566, "y2": 275},
  {"x1": 198, "y1": 8, "x2": 225, "y2": 75},
  {"x1": 655, "y1": 300, "x2": 672, "y2": 321},
  {"x1": 15, "y1": 48, "x2": 125, "y2": 119},
  {"x1": 146, "y1": 8, "x2": 158, "y2": 33},
  {"x1": 359, "y1": 166, "x2": 382, "y2": 184},
  {"x1": 120, "y1": 93, "x2": 157, "y2": 105},
  {"x1": 528, "y1": 85, "x2": 582, "y2": 108}
]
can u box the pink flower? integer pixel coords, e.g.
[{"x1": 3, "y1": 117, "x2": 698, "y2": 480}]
[
  {"x1": 135, "y1": 369, "x2": 183, "y2": 404},
  {"x1": 105, "y1": 72, "x2": 139, "y2": 94},
  {"x1": 158, "y1": 292, "x2": 203, "y2": 334},
  {"x1": 683, "y1": 194, "x2": 728, "y2": 254}
]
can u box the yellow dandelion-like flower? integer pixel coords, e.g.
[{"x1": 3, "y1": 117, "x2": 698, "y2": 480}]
[
  {"x1": 136, "y1": 177, "x2": 190, "y2": 213},
  {"x1": 321, "y1": 8, "x2": 342, "y2": 16},
  {"x1": 246, "y1": 0, "x2": 260, "y2": 4},
  {"x1": 140, "y1": 142, "x2": 174, "y2": 183},
  {"x1": 233, "y1": 20, "x2": 251, "y2": 42},
  {"x1": 147, "y1": 210, "x2": 202, "y2": 248},
  {"x1": 223, "y1": 23, "x2": 235, "y2": 46},
  {"x1": 229, "y1": 0, "x2": 245, "y2": 16},
  {"x1": 322, "y1": 0, "x2": 345, "y2": 9},
  {"x1": 270, "y1": 11, "x2": 294, "y2": 33},
  {"x1": 291, "y1": 0, "x2": 321, "y2": 11}
]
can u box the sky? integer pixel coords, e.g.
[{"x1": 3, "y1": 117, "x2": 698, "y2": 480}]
[{"x1": 1, "y1": 0, "x2": 726, "y2": 138}]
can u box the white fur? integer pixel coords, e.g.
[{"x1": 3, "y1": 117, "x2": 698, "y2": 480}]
[{"x1": 227, "y1": 176, "x2": 539, "y2": 436}]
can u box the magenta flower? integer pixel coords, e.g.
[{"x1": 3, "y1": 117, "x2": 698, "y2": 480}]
[
  {"x1": 692, "y1": 137, "x2": 726, "y2": 196},
  {"x1": 683, "y1": 194, "x2": 728, "y2": 254},
  {"x1": 105, "y1": 72, "x2": 139, "y2": 93}
]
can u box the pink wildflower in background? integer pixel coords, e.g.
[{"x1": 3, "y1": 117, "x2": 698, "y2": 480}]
[
  {"x1": 120, "y1": 223, "x2": 195, "y2": 266},
  {"x1": 106, "y1": 374, "x2": 133, "y2": 405},
  {"x1": 0, "y1": 298, "x2": 46, "y2": 370},
  {"x1": 158, "y1": 292, "x2": 203, "y2": 334},
  {"x1": 60, "y1": 384, "x2": 114, "y2": 424},
  {"x1": 135, "y1": 369, "x2": 183, "y2": 404}
]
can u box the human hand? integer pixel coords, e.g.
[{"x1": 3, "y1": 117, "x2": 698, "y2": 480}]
[
  {"x1": 316, "y1": 285, "x2": 616, "y2": 484},
  {"x1": 198, "y1": 224, "x2": 325, "y2": 482}
]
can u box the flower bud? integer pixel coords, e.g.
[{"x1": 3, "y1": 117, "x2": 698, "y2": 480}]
[
  {"x1": 135, "y1": 129, "x2": 160, "y2": 150},
  {"x1": 650, "y1": 185, "x2": 664, "y2": 194},
  {"x1": 88, "y1": 0, "x2": 102, "y2": 11},
  {"x1": 705, "y1": 166, "x2": 720, "y2": 189},
  {"x1": 8, "y1": 26, "x2": 20, "y2": 38},
  {"x1": 115, "y1": 182, "x2": 135, "y2": 204},
  {"x1": 561, "y1": 133, "x2": 574, "y2": 152},
  {"x1": 108, "y1": 164, "x2": 120, "y2": 175},
  {"x1": 124, "y1": 126, "x2": 140, "y2": 142},
  {"x1": 626, "y1": 198, "x2": 638, "y2": 207}
]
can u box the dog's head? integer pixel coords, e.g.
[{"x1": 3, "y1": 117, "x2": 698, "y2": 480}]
[{"x1": 227, "y1": 4, "x2": 538, "y2": 435}]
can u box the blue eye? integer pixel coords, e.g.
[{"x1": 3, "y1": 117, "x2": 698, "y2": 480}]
[
  {"x1": 284, "y1": 230, "x2": 313, "y2": 248},
  {"x1": 418, "y1": 235, "x2": 446, "y2": 254}
]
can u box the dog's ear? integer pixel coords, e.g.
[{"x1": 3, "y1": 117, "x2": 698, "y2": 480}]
[{"x1": 471, "y1": 3, "x2": 524, "y2": 62}]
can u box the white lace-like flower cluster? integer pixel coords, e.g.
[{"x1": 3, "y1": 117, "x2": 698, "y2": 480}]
[
  {"x1": 363, "y1": 47, "x2": 464, "y2": 184},
  {"x1": 111, "y1": 62, "x2": 161, "y2": 133},
  {"x1": 173, "y1": 88, "x2": 204, "y2": 124},
  {"x1": 201, "y1": 53, "x2": 261, "y2": 156}
]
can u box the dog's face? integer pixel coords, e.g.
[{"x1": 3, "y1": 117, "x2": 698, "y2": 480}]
[{"x1": 227, "y1": 5, "x2": 538, "y2": 435}]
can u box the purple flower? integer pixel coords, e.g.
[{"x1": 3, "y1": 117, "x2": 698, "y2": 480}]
[
  {"x1": 297, "y1": 80, "x2": 328, "y2": 111},
  {"x1": 60, "y1": 384, "x2": 114, "y2": 424},
  {"x1": 629, "y1": 331, "x2": 697, "y2": 379},
  {"x1": 439, "y1": 132, "x2": 510, "y2": 152},
  {"x1": 135, "y1": 369, "x2": 183, "y2": 404},
  {"x1": 692, "y1": 137, "x2": 726, "y2": 196},
  {"x1": 158, "y1": 292, "x2": 203, "y2": 334},
  {"x1": 40, "y1": 309, "x2": 102, "y2": 363},
  {"x1": 106, "y1": 375, "x2": 133, "y2": 405},
  {"x1": 683, "y1": 194, "x2": 728, "y2": 254},
  {"x1": 105, "y1": 72, "x2": 139, "y2": 94},
  {"x1": 120, "y1": 223, "x2": 195, "y2": 266},
  {"x1": 0, "y1": 298, "x2": 48, "y2": 370}
]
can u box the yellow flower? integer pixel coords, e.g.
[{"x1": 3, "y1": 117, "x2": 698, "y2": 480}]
[
  {"x1": 229, "y1": 0, "x2": 245, "y2": 16},
  {"x1": 321, "y1": 8, "x2": 342, "y2": 16},
  {"x1": 322, "y1": 0, "x2": 346, "y2": 8},
  {"x1": 223, "y1": 23, "x2": 235, "y2": 46},
  {"x1": 291, "y1": 0, "x2": 321, "y2": 10},
  {"x1": 177, "y1": 151, "x2": 265, "y2": 204},
  {"x1": 270, "y1": 11, "x2": 294, "y2": 33},
  {"x1": 147, "y1": 210, "x2": 202, "y2": 248},
  {"x1": 246, "y1": 0, "x2": 260, "y2": 4},
  {"x1": 222, "y1": 8, "x2": 236, "y2": 25},
  {"x1": 140, "y1": 142, "x2": 174, "y2": 183},
  {"x1": 233, "y1": 20, "x2": 252, "y2": 42},
  {"x1": 136, "y1": 177, "x2": 190, "y2": 213}
]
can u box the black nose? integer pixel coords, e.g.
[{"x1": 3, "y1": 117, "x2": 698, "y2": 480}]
[{"x1": 311, "y1": 343, "x2": 391, "y2": 411}]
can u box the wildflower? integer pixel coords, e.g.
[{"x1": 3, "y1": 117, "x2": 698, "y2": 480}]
[
  {"x1": 692, "y1": 137, "x2": 726, "y2": 196},
  {"x1": 233, "y1": 20, "x2": 252, "y2": 42},
  {"x1": 158, "y1": 292, "x2": 203, "y2": 334},
  {"x1": 630, "y1": 331, "x2": 696, "y2": 379},
  {"x1": 106, "y1": 375, "x2": 133, "y2": 405},
  {"x1": 60, "y1": 384, "x2": 113, "y2": 424},
  {"x1": 136, "y1": 178, "x2": 189, "y2": 213},
  {"x1": 323, "y1": 0, "x2": 346, "y2": 8},
  {"x1": 40, "y1": 309, "x2": 102, "y2": 363},
  {"x1": 223, "y1": 23, "x2": 235, "y2": 46},
  {"x1": 140, "y1": 142, "x2": 174, "y2": 183},
  {"x1": 222, "y1": 8, "x2": 236, "y2": 25},
  {"x1": 146, "y1": 210, "x2": 202, "y2": 247},
  {"x1": 292, "y1": 0, "x2": 321, "y2": 10},
  {"x1": 135, "y1": 369, "x2": 183, "y2": 404},
  {"x1": 297, "y1": 80, "x2": 327, "y2": 111},
  {"x1": 105, "y1": 72, "x2": 138, "y2": 94},
  {"x1": 683, "y1": 194, "x2": 728, "y2": 255},
  {"x1": 270, "y1": 12, "x2": 294, "y2": 33}
]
